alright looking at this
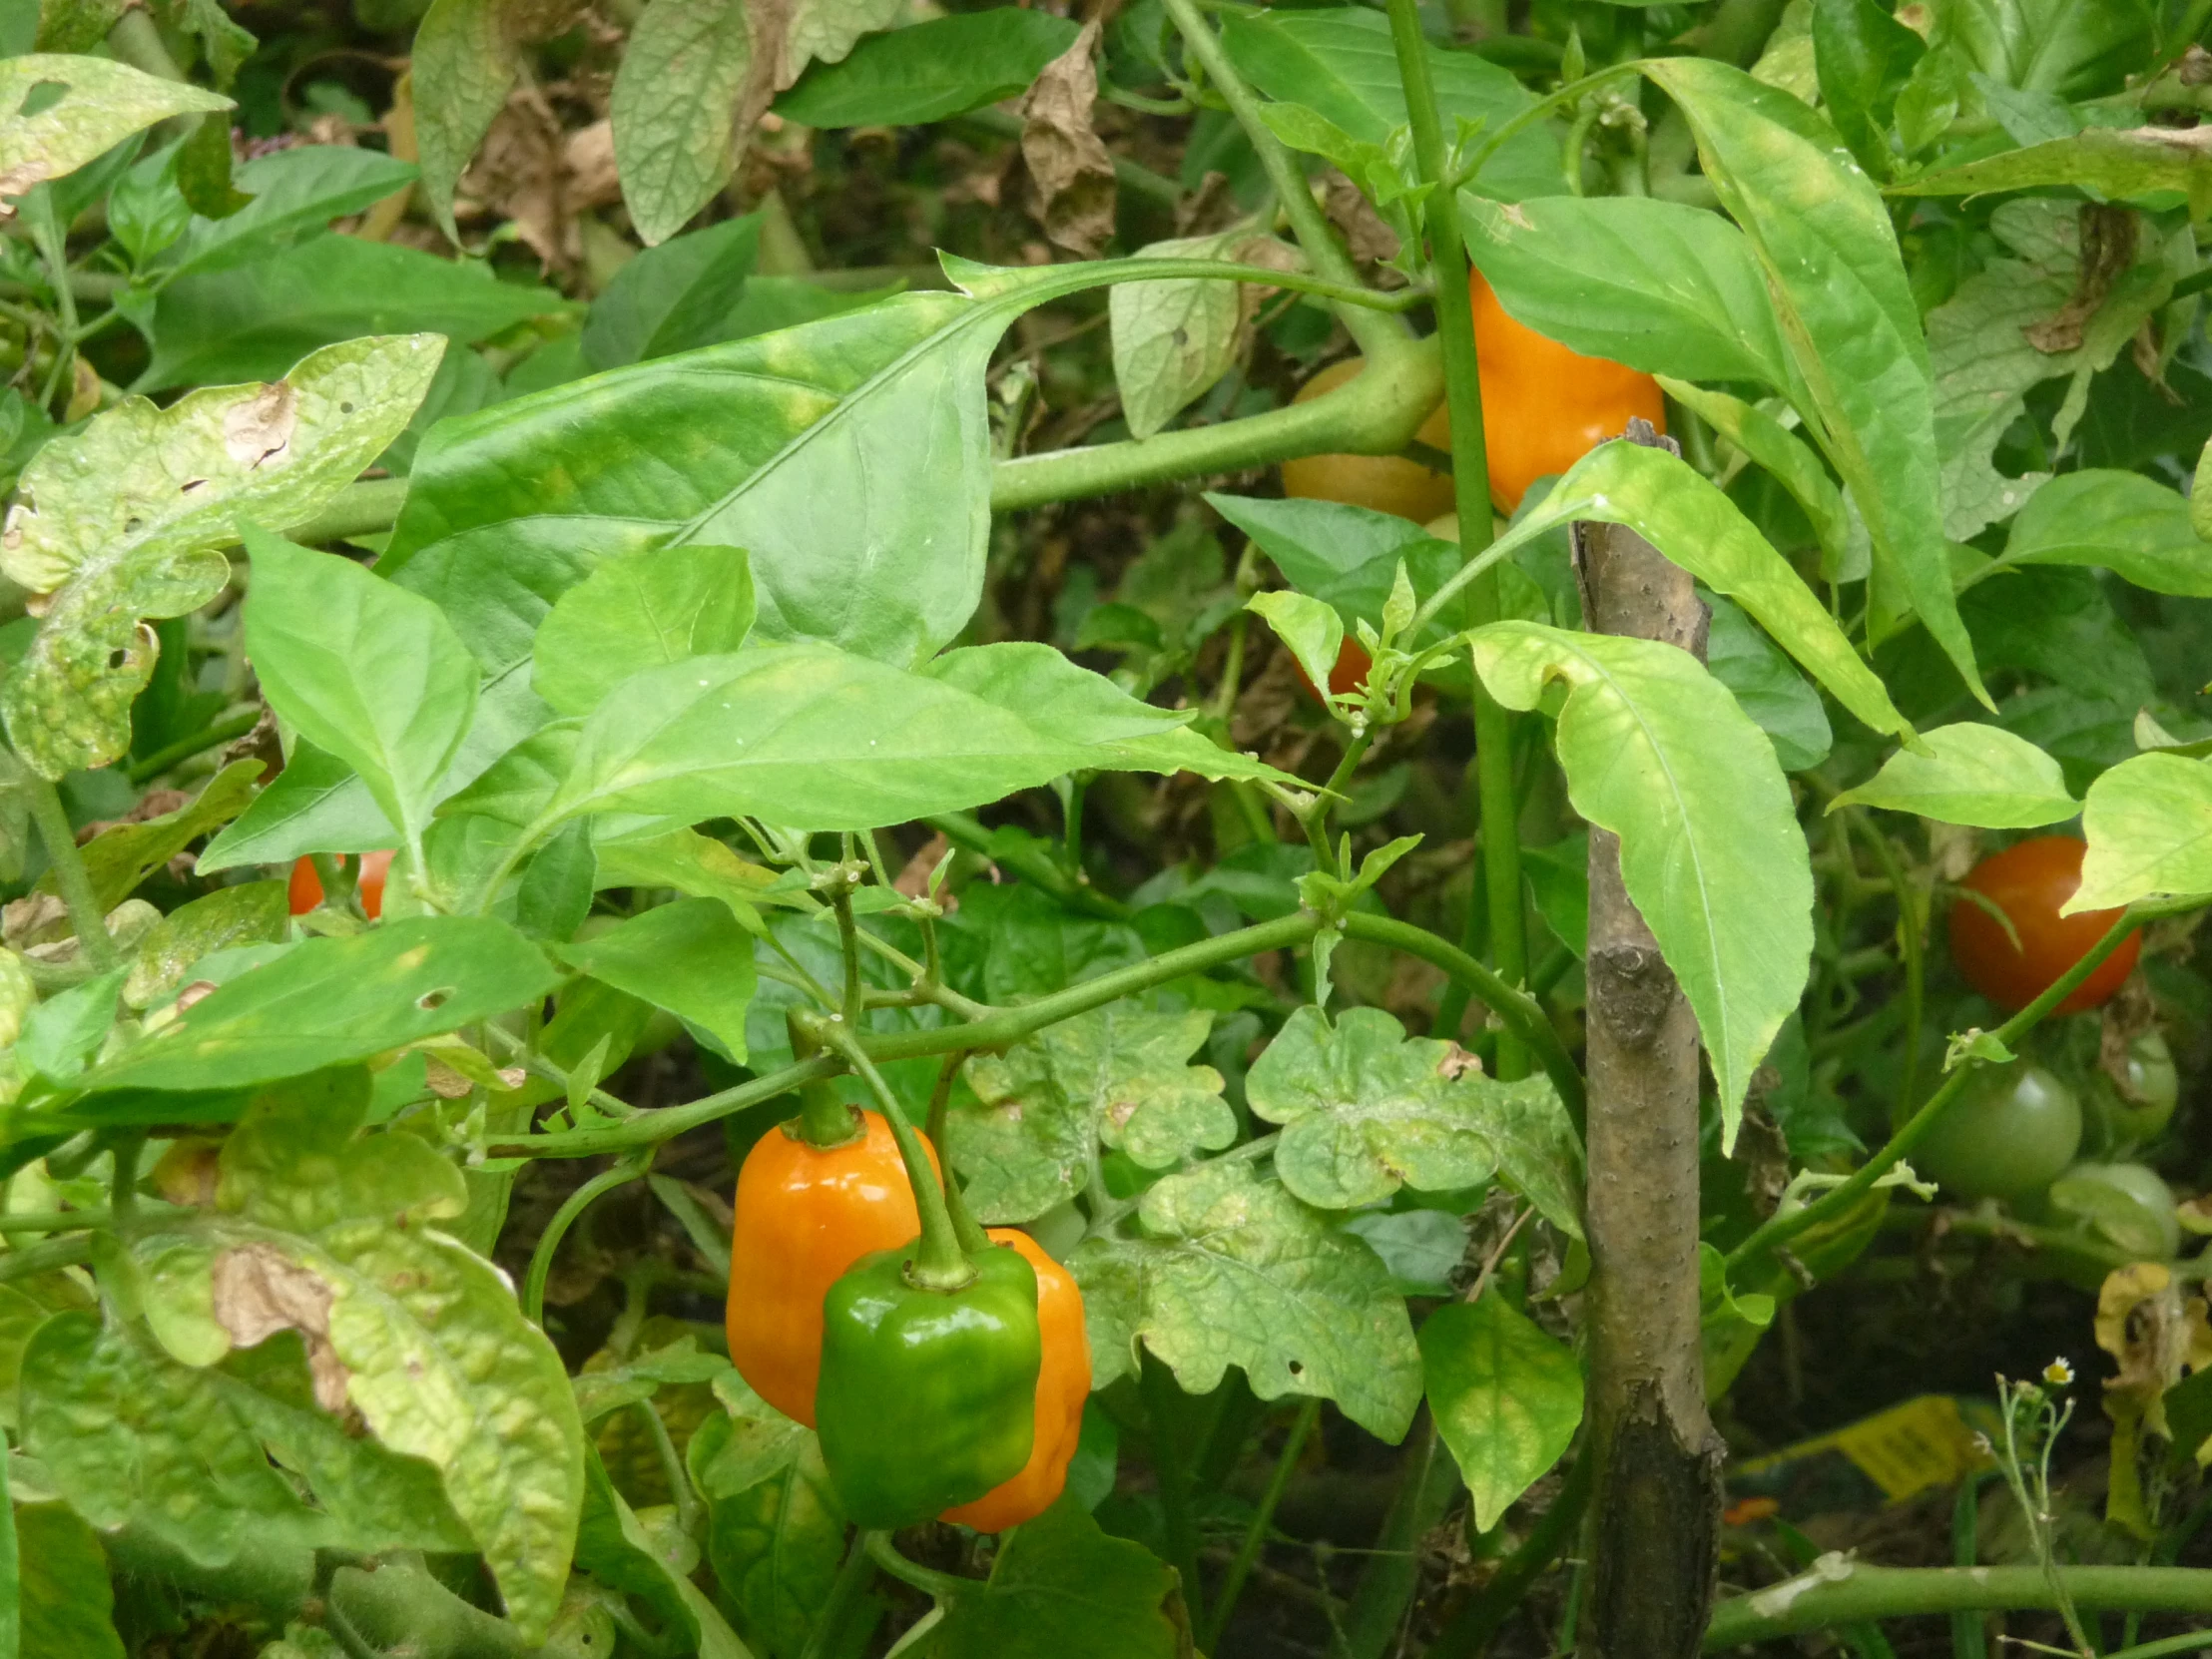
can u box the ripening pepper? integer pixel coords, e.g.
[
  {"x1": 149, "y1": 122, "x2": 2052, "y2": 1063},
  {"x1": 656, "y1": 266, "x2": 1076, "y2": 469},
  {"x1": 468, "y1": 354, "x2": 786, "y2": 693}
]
[
  {"x1": 940, "y1": 1229, "x2": 1091, "y2": 1532},
  {"x1": 816, "y1": 1237, "x2": 1043, "y2": 1528},
  {"x1": 726, "y1": 1107, "x2": 940, "y2": 1426}
]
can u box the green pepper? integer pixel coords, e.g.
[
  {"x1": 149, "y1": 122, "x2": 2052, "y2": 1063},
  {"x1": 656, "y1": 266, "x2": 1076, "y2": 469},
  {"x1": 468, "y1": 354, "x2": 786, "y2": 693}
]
[{"x1": 816, "y1": 1239, "x2": 1042, "y2": 1527}]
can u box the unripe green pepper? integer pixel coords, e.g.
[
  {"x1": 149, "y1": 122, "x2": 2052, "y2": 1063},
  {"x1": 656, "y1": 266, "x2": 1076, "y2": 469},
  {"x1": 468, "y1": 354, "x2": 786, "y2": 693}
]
[{"x1": 816, "y1": 1239, "x2": 1042, "y2": 1527}]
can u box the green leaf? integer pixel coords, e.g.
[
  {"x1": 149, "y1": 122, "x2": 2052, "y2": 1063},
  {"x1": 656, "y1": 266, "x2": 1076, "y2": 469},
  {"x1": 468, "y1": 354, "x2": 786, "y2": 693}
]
[
  {"x1": 1245, "y1": 592, "x2": 1344, "y2": 704},
  {"x1": 1656, "y1": 377, "x2": 1854, "y2": 582},
  {"x1": 909, "y1": 1495, "x2": 1183, "y2": 1659},
  {"x1": 555, "y1": 898, "x2": 757, "y2": 1063},
  {"x1": 122, "y1": 879, "x2": 288, "y2": 1010},
  {"x1": 609, "y1": 0, "x2": 753, "y2": 247},
  {"x1": 532, "y1": 543, "x2": 755, "y2": 716},
  {"x1": 1831, "y1": 722, "x2": 2078, "y2": 828},
  {"x1": 1069, "y1": 1160, "x2": 1421, "y2": 1438},
  {"x1": 2072, "y1": 753, "x2": 2212, "y2": 912},
  {"x1": 591, "y1": 828, "x2": 772, "y2": 930},
  {"x1": 1459, "y1": 193, "x2": 1791, "y2": 387},
  {"x1": 1420, "y1": 1295, "x2": 1583, "y2": 1532},
  {"x1": 957, "y1": 1003, "x2": 1230, "y2": 1223},
  {"x1": 1207, "y1": 492, "x2": 1464, "y2": 641},
  {"x1": 0, "y1": 53, "x2": 228, "y2": 201},
  {"x1": 165, "y1": 145, "x2": 420, "y2": 280},
  {"x1": 577, "y1": 1450, "x2": 748, "y2": 1659},
  {"x1": 141, "y1": 238, "x2": 565, "y2": 390},
  {"x1": 15, "y1": 1504, "x2": 122, "y2": 1659},
  {"x1": 409, "y1": 0, "x2": 515, "y2": 238},
  {"x1": 1247, "y1": 1005, "x2": 1520, "y2": 1211},
  {"x1": 0, "y1": 335, "x2": 444, "y2": 779},
  {"x1": 1928, "y1": 0, "x2": 2153, "y2": 100},
  {"x1": 1892, "y1": 125, "x2": 2212, "y2": 211},
  {"x1": 197, "y1": 742, "x2": 398, "y2": 875},
  {"x1": 2001, "y1": 469, "x2": 2212, "y2": 596},
  {"x1": 690, "y1": 1378, "x2": 848, "y2": 1659},
  {"x1": 515, "y1": 818, "x2": 596, "y2": 943},
  {"x1": 45, "y1": 758, "x2": 262, "y2": 908},
  {"x1": 1472, "y1": 621, "x2": 1812, "y2": 1145},
  {"x1": 1472, "y1": 438, "x2": 1914, "y2": 746},
  {"x1": 76, "y1": 916, "x2": 558, "y2": 1101},
  {"x1": 242, "y1": 526, "x2": 479, "y2": 858},
  {"x1": 1704, "y1": 592, "x2": 1832, "y2": 774},
  {"x1": 1812, "y1": 0, "x2": 1926, "y2": 177},
  {"x1": 1642, "y1": 56, "x2": 1986, "y2": 705},
  {"x1": 581, "y1": 214, "x2": 763, "y2": 370},
  {"x1": 775, "y1": 10, "x2": 1079, "y2": 127},
  {"x1": 1220, "y1": 8, "x2": 1556, "y2": 204},
  {"x1": 16, "y1": 968, "x2": 123, "y2": 1086},
  {"x1": 1110, "y1": 231, "x2": 1292, "y2": 440}
]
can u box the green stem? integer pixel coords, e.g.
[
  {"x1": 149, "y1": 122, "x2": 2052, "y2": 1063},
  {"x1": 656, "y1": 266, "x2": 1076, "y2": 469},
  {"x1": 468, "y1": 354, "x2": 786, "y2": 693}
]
[
  {"x1": 129, "y1": 709, "x2": 260, "y2": 784},
  {"x1": 799, "y1": 1531, "x2": 879, "y2": 1659},
  {"x1": 1702, "y1": 1565, "x2": 2212, "y2": 1647},
  {"x1": 24, "y1": 773, "x2": 119, "y2": 972},
  {"x1": 521, "y1": 1153, "x2": 651, "y2": 1325},
  {"x1": 0, "y1": 1233, "x2": 94, "y2": 1284},
  {"x1": 635, "y1": 1394, "x2": 702, "y2": 1538},
  {"x1": 1726, "y1": 905, "x2": 2154, "y2": 1277},
  {"x1": 787, "y1": 1008, "x2": 863, "y2": 1149},
  {"x1": 1143, "y1": 1354, "x2": 1206, "y2": 1623},
  {"x1": 1850, "y1": 810, "x2": 1926, "y2": 1117},
  {"x1": 817, "y1": 1020, "x2": 972, "y2": 1290},
  {"x1": 0, "y1": 1208, "x2": 115, "y2": 1233},
  {"x1": 863, "y1": 1530, "x2": 970, "y2": 1600},
  {"x1": 1422, "y1": 1442, "x2": 1593, "y2": 1658},
  {"x1": 922, "y1": 1052, "x2": 990, "y2": 1257},
  {"x1": 2104, "y1": 1634, "x2": 2212, "y2": 1659},
  {"x1": 1951, "y1": 1470, "x2": 1990, "y2": 1659},
  {"x1": 1202, "y1": 1396, "x2": 1321, "y2": 1650},
  {"x1": 109, "y1": 1133, "x2": 143, "y2": 1225},
  {"x1": 1384, "y1": 0, "x2": 1528, "y2": 1081},
  {"x1": 831, "y1": 880, "x2": 864, "y2": 1029}
]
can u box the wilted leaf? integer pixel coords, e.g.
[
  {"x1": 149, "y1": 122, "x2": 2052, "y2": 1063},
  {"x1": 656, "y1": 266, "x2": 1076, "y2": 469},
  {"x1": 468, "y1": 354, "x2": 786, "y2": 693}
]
[{"x1": 1018, "y1": 22, "x2": 1115, "y2": 259}]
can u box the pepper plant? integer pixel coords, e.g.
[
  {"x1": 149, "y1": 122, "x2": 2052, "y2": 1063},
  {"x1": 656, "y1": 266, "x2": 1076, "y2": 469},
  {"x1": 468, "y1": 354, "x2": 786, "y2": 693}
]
[{"x1": 9, "y1": 0, "x2": 2212, "y2": 1656}]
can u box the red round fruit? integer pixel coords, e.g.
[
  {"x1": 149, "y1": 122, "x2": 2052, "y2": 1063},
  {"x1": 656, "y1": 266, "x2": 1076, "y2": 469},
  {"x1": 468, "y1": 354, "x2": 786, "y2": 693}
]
[
  {"x1": 1291, "y1": 637, "x2": 1373, "y2": 703},
  {"x1": 286, "y1": 849, "x2": 395, "y2": 921},
  {"x1": 1947, "y1": 836, "x2": 2139, "y2": 1015}
]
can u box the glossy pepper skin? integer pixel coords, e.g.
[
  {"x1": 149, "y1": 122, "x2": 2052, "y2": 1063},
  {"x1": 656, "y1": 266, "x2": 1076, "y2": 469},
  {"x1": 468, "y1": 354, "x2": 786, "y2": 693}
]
[
  {"x1": 941, "y1": 1230, "x2": 1092, "y2": 1532},
  {"x1": 288, "y1": 849, "x2": 393, "y2": 919},
  {"x1": 1468, "y1": 271, "x2": 1667, "y2": 512},
  {"x1": 1948, "y1": 835, "x2": 2140, "y2": 1015},
  {"x1": 816, "y1": 1239, "x2": 1042, "y2": 1528},
  {"x1": 726, "y1": 1109, "x2": 939, "y2": 1426}
]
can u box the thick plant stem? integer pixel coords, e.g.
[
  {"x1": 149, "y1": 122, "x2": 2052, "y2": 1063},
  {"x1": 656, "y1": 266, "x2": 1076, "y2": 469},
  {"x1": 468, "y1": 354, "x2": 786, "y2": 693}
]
[
  {"x1": 1727, "y1": 903, "x2": 2155, "y2": 1276},
  {"x1": 25, "y1": 774, "x2": 119, "y2": 972},
  {"x1": 1383, "y1": 0, "x2": 1529, "y2": 1081},
  {"x1": 1701, "y1": 1564, "x2": 2212, "y2": 1647},
  {"x1": 787, "y1": 1009, "x2": 861, "y2": 1148},
  {"x1": 1573, "y1": 424, "x2": 1723, "y2": 1659},
  {"x1": 819, "y1": 1021, "x2": 972, "y2": 1290}
]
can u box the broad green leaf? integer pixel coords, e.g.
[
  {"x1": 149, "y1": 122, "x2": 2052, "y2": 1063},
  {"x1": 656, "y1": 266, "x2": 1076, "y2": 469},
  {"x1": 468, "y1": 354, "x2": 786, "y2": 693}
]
[
  {"x1": 122, "y1": 879, "x2": 287, "y2": 1010},
  {"x1": 1420, "y1": 1295, "x2": 1583, "y2": 1532},
  {"x1": 609, "y1": 0, "x2": 752, "y2": 249},
  {"x1": 532, "y1": 544, "x2": 755, "y2": 716},
  {"x1": 515, "y1": 818, "x2": 596, "y2": 943},
  {"x1": 775, "y1": 10, "x2": 1079, "y2": 127},
  {"x1": 1656, "y1": 377, "x2": 1853, "y2": 581},
  {"x1": 1207, "y1": 492, "x2": 1467, "y2": 654},
  {"x1": 1832, "y1": 722, "x2": 2077, "y2": 828},
  {"x1": 15, "y1": 1503, "x2": 122, "y2": 1659},
  {"x1": 943, "y1": 880, "x2": 1149, "y2": 1005},
  {"x1": 142, "y1": 238, "x2": 564, "y2": 389},
  {"x1": 1110, "y1": 231, "x2": 1292, "y2": 440},
  {"x1": 2000, "y1": 469, "x2": 2212, "y2": 596},
  {"x1": 1705, "y1": 593, "x2": 1832, "y2": 774},
  {"x1": 591, "y1": 828, "x2": 773, "y2": 929},
  {"x1": 1892, "y1": 126, "x2": 2212, "y2": 212},
  {"x1": 690, "y1": 1380, "x2": 847, "y2": 1659},
  {"x1": 581, "y1": 215, "x2": 763, "y2": 371},
  {"x1": 16, "y1": 968, "x2": 123, "y2": 1086},
  {"x1": 0, "y1": 54, "x2": 228, "y2": 201},
  {"x1": 409, "y1": 0, "x2": 514, "y2": 237},
  {"x1": 243, "y1": 527, "x2": 479, "y2": 858},
  {"x1": 2071, "y1": 753, "x2": 2212, "y2": 913},
  {"x1": 164, "y1": 145, "x2": 421, "y2": 280},
  {"x1": 1928, "y1": 200, "x2": 2176, "y2": 543},
  {"x1": 1246, "y1": 1005, "x2": 1508, "y2": 1211},
  {"x1": 555, "y1": 898, "x2": 756, "y2": 1063},
  {"x1": 1220, "y1": 8, "x2": 1556, "y2": 203},
  {"x1": 1481, "y1": 1073, "x2": 1584, "y2": 1241},
  {"x1": 1246, "y1": 592, "x2": 1344, "y2": 705},
  {"x1": 1812, "y1": 0, "x2": 1926, "y2": 177},
  {"x1": 577, "y1": 1451, "x2": 747, "y2": 1659},
  {"x1": 1472, "y1": 621, "x2": 1812, "y2": 1143},
  {"x1": 44, "y1": 758, "x2": 261, "y2": 908},
  {"x1": 197, "y1": 743, "x2": 399, "y2": 874},
  {"x1": 0, "y1": 335, "x2": 444, "y2": 779},
  {"x1": 1069, "y1": 1160, "x2": 1421, "y2": 1438},
  {"x1": 1469, "y1": 438, "x2": 1914, "y2": 745},
  {"x1": 1459, "y1": 194, "x2": 1791, "y2": 387},
  {"x1": 1343, "y1": 1210, "x2": 1466, "y2": 1297},
  {"x1": 1927, "y1": 0, "x2": 2153, "y2": 99},
  {"x1": 907, "y1": 1496, "x2": 1182, "y2": 1659},
  {"x1": 1642, "y1": 56, "x2": 1986, "y2": 704},
  {"x1": 957, "y1": 1004, "x2": 1230, "y2": 1223},
  {"x1": 76, "y1": 916, "x2": 558, "y2": 1099}
]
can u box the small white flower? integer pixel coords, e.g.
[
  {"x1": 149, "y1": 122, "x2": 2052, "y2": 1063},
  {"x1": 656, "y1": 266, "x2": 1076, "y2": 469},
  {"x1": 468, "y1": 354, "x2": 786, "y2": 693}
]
[{"x1": 2043, "y1": 1358, "x2": 2075, "y2": 1387}]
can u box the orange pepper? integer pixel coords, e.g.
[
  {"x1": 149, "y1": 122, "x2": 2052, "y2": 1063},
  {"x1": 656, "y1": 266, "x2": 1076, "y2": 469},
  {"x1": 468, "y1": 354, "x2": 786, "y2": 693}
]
[
  {"x1": 940, "y1": 1229, "x2": 1092, "y2": 1532},
  {"x1": 287, "y1": 849, "x2": 394, "y2": 920},
  {"x1": 1468, "y1": 270, "x2": 1666, "y2": 512},
  {"x1": 726, "y1": 1109, "x2": 940, "y2": 1426},
  {"x1": 1280, "y1": 358, "x2": 1455, "y2": 524}
]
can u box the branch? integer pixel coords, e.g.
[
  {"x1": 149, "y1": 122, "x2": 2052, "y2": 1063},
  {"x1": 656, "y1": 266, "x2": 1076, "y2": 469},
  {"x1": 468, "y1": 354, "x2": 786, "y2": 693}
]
[{"x1": 1703, "y1": 1563, "x2": 2212, "y2": 1648}]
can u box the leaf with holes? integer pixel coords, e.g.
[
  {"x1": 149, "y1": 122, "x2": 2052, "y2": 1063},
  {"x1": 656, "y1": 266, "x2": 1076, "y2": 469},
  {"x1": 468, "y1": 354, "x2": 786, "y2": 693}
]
[
  {"x1": 0, "y1": 54, "x2": 228, "y2": 203},
  {"x1": 0, "y1": 334, "x2": 443, "y2": 778},
  {"x1": 1069, "y1": 1160, "x2": 1420, "y2": 1439}
]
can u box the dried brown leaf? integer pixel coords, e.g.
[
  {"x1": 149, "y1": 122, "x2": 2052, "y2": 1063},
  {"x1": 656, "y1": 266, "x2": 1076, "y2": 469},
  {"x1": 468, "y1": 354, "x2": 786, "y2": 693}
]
[{"x1": 1018, "y1": 21, "x2": 1116, "y2": 260}]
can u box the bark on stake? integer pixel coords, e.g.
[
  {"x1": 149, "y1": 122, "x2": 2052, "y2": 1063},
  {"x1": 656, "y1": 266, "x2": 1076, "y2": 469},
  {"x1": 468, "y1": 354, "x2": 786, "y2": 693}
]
[{"x1": 1573, "y1": 418, "x2": 1725, "y2": 1658}]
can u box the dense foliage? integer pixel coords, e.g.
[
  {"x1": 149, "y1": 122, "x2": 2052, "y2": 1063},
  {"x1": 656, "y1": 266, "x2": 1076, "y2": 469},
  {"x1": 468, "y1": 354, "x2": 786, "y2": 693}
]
[{"x1": 10, "y1": 0, "x2": 2212, "y2": 1655}]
